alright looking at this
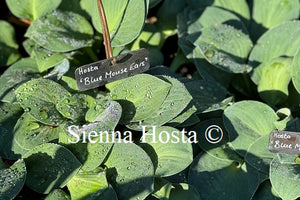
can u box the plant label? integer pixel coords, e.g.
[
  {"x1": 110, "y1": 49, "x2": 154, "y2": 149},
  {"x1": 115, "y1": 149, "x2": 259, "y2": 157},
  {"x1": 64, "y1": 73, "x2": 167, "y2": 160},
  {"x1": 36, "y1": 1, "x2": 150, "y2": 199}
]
[
  {"x1": 269, "y1": 130, "x2": 300, "y2": 154},
  {"x1": 75, "y1": 48, "x2": 150, "y2": 91}
]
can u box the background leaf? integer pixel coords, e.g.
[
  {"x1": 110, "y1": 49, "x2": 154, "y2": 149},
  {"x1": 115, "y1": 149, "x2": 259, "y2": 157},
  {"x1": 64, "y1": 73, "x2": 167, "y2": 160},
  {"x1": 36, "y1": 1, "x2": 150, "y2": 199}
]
[
  {"x1": 81, "y1": 0, "x2": 149, "y2": 47},
  {"x1": 25, "y1": 10, "x2": 93, "y2": 52},
  {"x1": 0, "y1": 58, "x2": 40, "y2": 103},
  {"x1": 6, "y1": 0, "x2": 62, "y2": 21},
  {"x1": 0, "y1": 103, "x2": 23, "y2": 159},
  {"x1": 249, "y1": 21, "x2": 300, "y2": 69},
  {"x1": 0, "y1": 20, "x2": 20, "y2": 66},
  {"x1": 24, "y1": 143, "x2": 81, "y2": 194},
  {"x1": 249, "y1": 0, "x2": 300, "y2": 40},
  {"x1": 45, "y1": 189, "x2": 71, "y2": 200},
  {"x1": 0, "y1": 159, "x2": 26, "y2": 200}
]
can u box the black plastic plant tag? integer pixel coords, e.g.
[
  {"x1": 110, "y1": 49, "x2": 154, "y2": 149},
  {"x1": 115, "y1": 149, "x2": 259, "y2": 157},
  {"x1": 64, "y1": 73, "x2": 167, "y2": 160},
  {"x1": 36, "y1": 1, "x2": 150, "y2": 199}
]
[
  {"x1": 269, "y1": 130, "x2": 300, "y2": 154},
  {"x1": 75, "y1": 48, "x2": 150, "y2": 91}
]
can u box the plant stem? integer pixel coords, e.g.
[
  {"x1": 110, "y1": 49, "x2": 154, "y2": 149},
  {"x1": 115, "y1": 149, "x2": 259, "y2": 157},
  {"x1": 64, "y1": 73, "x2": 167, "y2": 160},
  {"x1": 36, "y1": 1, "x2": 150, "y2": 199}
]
[{"x1": 96, "y1": 0, "x2": 116, "y2": 64}]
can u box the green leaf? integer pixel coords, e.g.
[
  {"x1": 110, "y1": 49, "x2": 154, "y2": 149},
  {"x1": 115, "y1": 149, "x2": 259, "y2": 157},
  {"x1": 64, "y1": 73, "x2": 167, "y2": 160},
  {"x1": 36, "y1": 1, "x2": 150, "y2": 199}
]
[
  {"x1": 195, "y1": 118, "x2": 235, "y2": 160},
  {"x1": 0, "y1": 159, "x2": 26, "y2": 200},
  {"x1": 245, "y1": 135, "x2": 276, "y2": 174},
  {"x1": 60, "y1": 101, "x2": 121, "y2": 171},
  {"x1": 0, "y1": 20, "x2": 20, "y2": 66},
  {"x1": 270, "y1": 156, "x2": 300, "y2": 200},
  {"x1": 169, "y1": 183, "x2": 201, "y2": 200},
  {"x1": 0, "y1": 103, "x2": 23, "y2": 159},
  {"x1": 15, "y1": 78, "x2": 71, "y2": 126},
  {"x1": 188, "y1": 152, "x2": 260, "y2": 200},
  {"x1": 149, "y1": 0, "x2": 162, "y2": 8},
  {"x1": 223, "y1": 101, "x2": 278, "y2": 156},
  {"x1": 249, "y1": 21, "x2": 300, "y2": 68},
  {"x1": 166, "y1": 103, "x2": 198, "y2": 127},
  {"x1": 274, "y1": 108, "x2": 293, "y2": 130},
  {"x1": 292, "y1": 48, "x2": 300, "y2": 93},
  {"x1": 108, "y1": 74, "x2": 171, "y2": 123},
  {"x1": 81, "y1": 0, "x2": 149, "y2": 47},
  {"x1": 256, "y1": 57, "x2": 292, "y2": 105},
  {"x1": 11, "y1": 113, "x2": 61, "y2": 157},
  {"x1": 32, "y1": 47, "x2": 67, "y2": 72},
  {"x1": 45, "y1": 189, "x2": 71, "y2": 200},
  {"x1": 24, "y1": 143, "x2": 81, "y2": 194},
  {"x1": 67, "y1": 168, "x2": 109, "y2": 200},
  {"x1": 252, "y1": 180, "x2": 281, "y2": 200},
  {"x1": 187, "y1": 0, "x2": 250, "y2": 25},
  {"x1": 0, "y1": 158, "x2": 6, "y2": 169},
  {"x1": 140, "y1": 126, "x2": 193, "y2": 177},
  {"x1": 56, "y1": 94, "x2": 96, "y2": 122},
  {"x1": 85, "y1": 99, "x2": 121, "y2": 123},
  {"x1": 128, "y1": 76, "x2": 192, "y2": 129},
  {"x1": 250, "y1": 0, "x2": 300, "y2": 40},
  {"x1": 25, "y1": 10, "x2": 93, "y2": 52},
  {"x1": 105, "y1": 142, "x2": 154, "y2": 200},
  {"x1": 6, "y1": 0, "x2": 62, "y2": 21},
  {"x1": 156, "y1": 0, "x2": 186, "y2": 34},
  {"x1": 193, "y1": 24, "x2": 253, "y2": 73},
  {"x1": 187, "y1": 6, "x2": 248, "y2": 35},
  {"x1": 152, "y1": 178, "x2": 172, "y2": 199},
  {"x1": 0, "y1": 58, "x2": 40, "y2": 103},
  {"x1": 184, "y1": 80, "x2": 228, "y2": 114}
]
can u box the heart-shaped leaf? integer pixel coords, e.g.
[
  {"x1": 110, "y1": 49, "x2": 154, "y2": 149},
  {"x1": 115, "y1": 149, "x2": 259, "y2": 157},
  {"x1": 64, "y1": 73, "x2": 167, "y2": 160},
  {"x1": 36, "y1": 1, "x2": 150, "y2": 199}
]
[
  {"x1": 0, "y1": 58, "x2": 40, "y2": 103},
  {"x1": 245, "y1": 135, "x2": 276, "y2": 174},
  {"x1": 56, "y1": 94, "x2": 96, "y2": 122},
  {"x1": 256, "y1": 57, "x2": 292, "y2": 105},
  {"x1": 32, "y1": 47, "x2": 67, "y2": 72},
  {"x1": 128, "y1": 76, "x2": 192, "y2": 129},
  {"x1": 0, "y1": 20, "x2": 20, "y2": 66},
  {"x1": 81, "y1": 0, "x2": 149, "y2": 47},
  {"x1": 24, "y1": 143, "x2": 81, "y2": 194},
  {"x1": 140, "y1": 126, "x2": 193, "y2": 177},
  {"x1": 67, "y1": 168, "x2": 109, "y2": 200},
  {"x1": 270, "y1": 156, "x2": 300, "y2": 200},
  {"x1": 16, "y1": 78, "x2": 71, "y2": 125},
  {"x1": 11, "y1": 113, "x2": 61, "y2": 157},
  {"x1": 6, "y1": 0, "x2": 62, "y2": 21},
  {"x1": 105, "y1": 142, "x2": 154, "y2": 200},
  {"x1": 188, "y1": 152, "x2": 260, "y2": 199},
  {"x1": 249, "y1": 0, "x2": 300, "y2": 40},
  {"x1": 59, "y1": 100, "x2": 121, "y2": 171},
  {"x1": 193, "y1": 24, "x2": 253, "y2": 73},
  {"x1": 0, "y1": 102, "x2": 23, "y2": 159},
  {"x1": 223, "y1": 101, "x2": 278, "y2": 156},
  {"x1": 252, "y1": 180, "x2": 280, "y2": 200},
  {"x1": 25, "y1": 10, "x2": 93, "y2": 52},
  {"x1": 249, "y1": 21, "x2": 300, "y2": 69},
  {"x1": 108, "y1": 74, "x2": 171, "y2": 123},
  {"x1": 184, "y1": 80, "x2": 228, "y2": 114},
  {"x1": 0, "y1": 159, "x2": 26, "y2": 200}
]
